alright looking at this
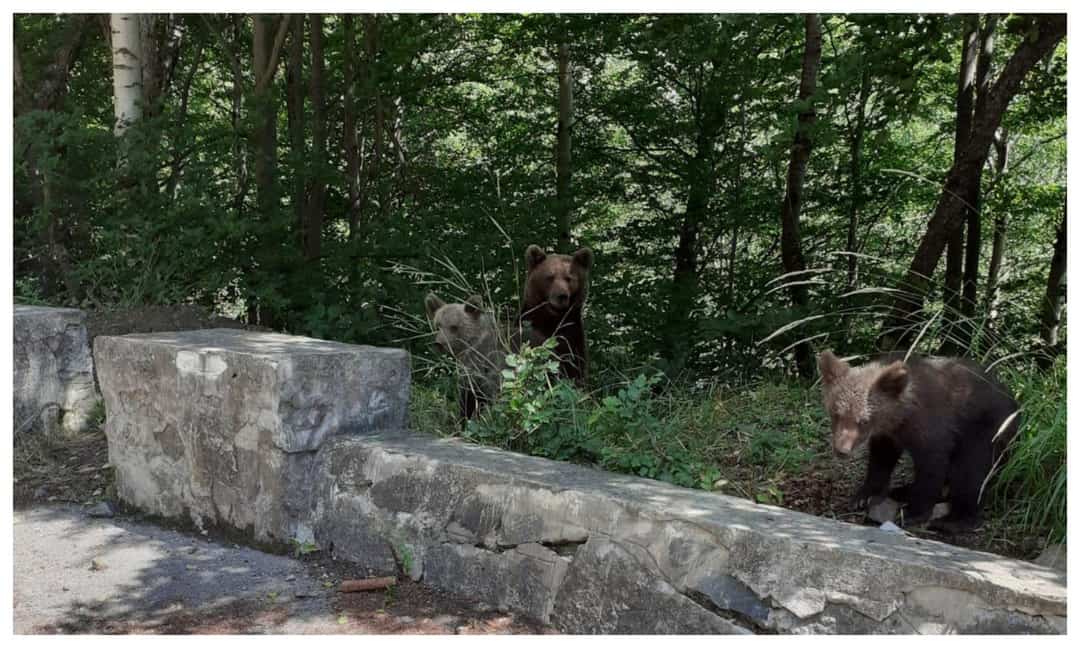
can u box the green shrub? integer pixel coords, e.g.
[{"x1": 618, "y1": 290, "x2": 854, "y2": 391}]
[
  {"x1": 991, "y1": 356, "x2": 1066, "y2": 543},
  {"x1": 456, "y1": 338, "x2": 723, "y2": 489}
]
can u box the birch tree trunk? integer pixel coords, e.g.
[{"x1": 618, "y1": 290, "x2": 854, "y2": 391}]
[{"x1": 110, "y1": 14, "x2": 144, "y2": 136}]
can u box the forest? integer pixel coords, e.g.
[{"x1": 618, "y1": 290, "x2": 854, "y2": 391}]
[{"x1": 12, "y1": 14, "x2": 1067, "y2": 557}]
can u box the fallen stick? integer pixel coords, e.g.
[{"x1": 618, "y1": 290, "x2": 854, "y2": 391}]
[{"x1": 338, "y1": 576, "x2": 397, "y2": 593}]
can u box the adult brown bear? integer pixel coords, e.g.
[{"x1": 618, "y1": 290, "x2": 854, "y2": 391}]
[
  {"x1": 520, "y1": 245, "x2": 592, "y2": 384},
  {"x1": 817, "y1": 350, "x2": 1020, "y2": 533}
]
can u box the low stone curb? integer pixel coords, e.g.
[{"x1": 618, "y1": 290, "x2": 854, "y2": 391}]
[{"x1": 301, "y1": 433, "x2": 1066, "y2": 634}]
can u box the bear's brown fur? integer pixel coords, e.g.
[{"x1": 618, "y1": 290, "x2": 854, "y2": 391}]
[
  {"x1": 818, "y1": 350, "x2": 1020, "y2": 532},
  {"x1": 426, "y1": 293, "x2": 505, "y2": 420},
  {"x1": 520, "y1": 245, "x2": 592, "y2": 383}
]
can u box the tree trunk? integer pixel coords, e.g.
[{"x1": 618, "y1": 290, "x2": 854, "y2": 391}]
[
  {"x1": 202, "y1": 14, "x2": 251, "y2": 215},
  {"x1": 303, "y1": 13, "x2": 327, "y2": 261},
  {"x1": 13, "y1": 30, "x2": 27, "y2": 116},
  {"x1": 882, "y1": 14, "x2": 1065, "y2": 348},
  {"x1": 940, "y1": 227, "x2": 964, "y2": 352},
  {"x1": 983, "y1": 131, "x2": 1009, "y2": 319},
  {"x1": 846, "y1": 67, "x2": 870, "y2": 289},
  {"x1": 662, "y1": 134, "x2": 712, "y2": 376},
  {"x1": 778, "y1": 13, "x2": 822, "y2": 378},
  {"x1": 285, "y1": 15, "x2": 306, "y2": 235},
  {"x1": 249, "y1": 14, "x2": 290, "y2": 326},
  {"x1": 19, "y1": 14, "x2": 93, "y2": 116},
  {"x1": 940, "y1": 20, "x2": 978, "y2": 353},
  {"x1": 957, "y1": 16, "x2": 999, "y2": 348},
  {"x1": 166, "y1": 41, "x2": 203, "y2": 199},
  {"x1": 138, "y1": 14, "x2": 182, "y2": 122},
  {"x1": 1038, "y1": 207, "x2": 1066, "y2": 366},
  {"x1": 252, "y1": 14, "x2": 290, "y2": 220},
  {"x1": 343, "y1": 15, "x2": 364, "y2": 242},
  {"x1": 556, "y1": 40, "x2": 574, "y2": 253},
  {"x1": 365, "y1": 15, "x2": 386, "y2": 220},
  {"x1": 941, "y1": 18, "x2": 984, "y2": 328},
  {"x1": 110, "y1": 14, "x2": 144, "y2": 136}
]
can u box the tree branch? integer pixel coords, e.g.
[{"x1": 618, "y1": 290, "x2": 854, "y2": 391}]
[{"x1": 255, "y1": 14, "x2": 292, "y2": 94}]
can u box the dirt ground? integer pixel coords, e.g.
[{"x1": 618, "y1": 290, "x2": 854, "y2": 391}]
[{"x1": 715, "y1": 451, "x2": 1048, "y2": 561}]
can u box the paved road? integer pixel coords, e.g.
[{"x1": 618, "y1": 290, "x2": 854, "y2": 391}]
[{"x1": 14, "y1": 505, "x2": 547, "y2": 634}]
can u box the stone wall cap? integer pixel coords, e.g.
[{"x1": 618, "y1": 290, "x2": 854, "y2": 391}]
[
  {"x1": 95, "y1": 328, "x2": 407, "y2": 359},
  {"x1": 15, "y1": 304, "x2": 86, "y2": 318}
]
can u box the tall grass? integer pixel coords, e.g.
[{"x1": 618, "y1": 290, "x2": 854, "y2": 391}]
[{"x1": 989, "y1": 357, "x2": 1067, "y2": 543}]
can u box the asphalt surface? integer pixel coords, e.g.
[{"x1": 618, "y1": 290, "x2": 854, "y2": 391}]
[{"x1": 14, "y1": 505, "x2": 549, "y2": 634}]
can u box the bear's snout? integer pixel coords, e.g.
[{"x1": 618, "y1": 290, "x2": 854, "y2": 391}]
[
  {"x1": 550, "y1": 292, "x2": 571, "y2": 308},
  {"x1": 833, "y1": 426, "x2": 861, "y2": 457}
]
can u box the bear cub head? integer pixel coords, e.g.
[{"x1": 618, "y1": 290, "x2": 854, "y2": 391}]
[
  {"x1": 424, "y1": 293, "x2": 497, "y2": 361},
  {"x1": 523, "y1": 245, "x2": 593, "y2": 313},
  {"x1": 817, "y1": 350, "x2": 911, "y2": 457}
]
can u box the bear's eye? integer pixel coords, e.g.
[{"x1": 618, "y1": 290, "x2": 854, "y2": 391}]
[
  {"x1": 449, "y1": 325, "x2": 460, "y2": 334},
  {"x1": 546, "y1": 273, "x2": 555, "y2": 283}
]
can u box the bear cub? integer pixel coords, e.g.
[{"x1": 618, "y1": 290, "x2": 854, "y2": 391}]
[
  {"x1": 818, "y1": 350, "x2": 1019, "y2": 532},
  {"x1": 425, "y1": 293, "x2": 506, "y2": 420},
  {"x1": 521, "y1": 244, "x2": 592, "y2": 383}
]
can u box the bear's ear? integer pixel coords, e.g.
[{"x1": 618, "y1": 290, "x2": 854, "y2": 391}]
[
  {"x1": 874, "y1": 361, "x2": 909, "y2": 397},
  {"x1": 525, "y1": 245, "x2": 547, "y2": 272},
  {"x1": 424, "y1": 293, "x2": 445, "y2": 320},
  {"x1": 464, "y1": 295, "x2": 484, "y2": 317},
  {"x1": 817, "y1": 350, "x2": 848, "y2": 385},
  {"x1": 572, "y1": 247, "x2": 593, "y2": 271}
]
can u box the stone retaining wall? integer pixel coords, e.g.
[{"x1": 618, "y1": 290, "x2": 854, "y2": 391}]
[
  {"x1": 92, "y1": 328, "x2": 1067, "y2": 634},
  {"x1": 93, "y1": 329, "x2": 410, "y2": 543},
  {"x1": 14, "y1": 305, "x2": 98, "y2": 437},
  {"x1": 303, "y1": 433, "x2": 1066, "y2": 634}
]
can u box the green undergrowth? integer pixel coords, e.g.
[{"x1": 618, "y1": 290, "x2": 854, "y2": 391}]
[
  {"x1": 988, "y1": 356, "x2": 1067, "y2": 544},
  {"x1": 411, "y1": 337, "x2": 831, "y2": 493}
]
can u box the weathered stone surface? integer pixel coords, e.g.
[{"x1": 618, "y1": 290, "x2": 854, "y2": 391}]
[
  {"x1": 867, "y1": 497, "x2": 949, "y2": 525},
  {"x1": 1034, "y1": 544, "x2": 1066, "y2": 574},
  {"x1": 94, "y1": 329, "x2": 410, "y2": 543},
  {"x1": 426, "y1": 542, "x2": 571, "y2": 623},
  {"x1": 867, "y1": 496, "x2": 900, "y2": 524},
  {"x1": 14, "y1": 305, "x2": 98, "y2": 437},
  {"x1": 300, "y1": 433, "x2": 1066, "y2": 634},
  {"x1": 551, "y1": 536, "x2": 748, "y2": 634}
]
